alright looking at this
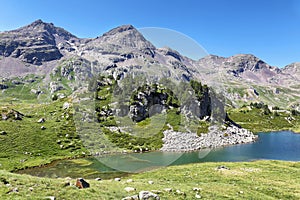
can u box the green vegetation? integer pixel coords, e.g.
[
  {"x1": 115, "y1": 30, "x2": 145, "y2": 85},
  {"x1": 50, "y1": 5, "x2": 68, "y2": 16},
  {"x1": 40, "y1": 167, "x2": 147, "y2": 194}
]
[
  {"x1": 228, "y1": 103, "x2": 300, "y2": 133},
  {"x1": 0, "y1": 161, "x2": 299, "y2": 199},
  {"x1": 0, "y1": 99, "x2": 87, "y2": 171}
]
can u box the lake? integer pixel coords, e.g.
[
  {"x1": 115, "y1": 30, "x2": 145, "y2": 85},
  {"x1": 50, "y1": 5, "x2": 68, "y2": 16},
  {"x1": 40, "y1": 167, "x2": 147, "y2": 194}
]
[{"x1": 18, "y1": 131, "x2": 300, "y2": 179}]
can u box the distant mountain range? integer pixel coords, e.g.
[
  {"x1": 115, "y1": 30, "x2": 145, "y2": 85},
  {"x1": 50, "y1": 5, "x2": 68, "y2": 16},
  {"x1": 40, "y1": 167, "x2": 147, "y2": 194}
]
[{"x1": 0, "y1": 20, "x2": 299, "y2": 109}]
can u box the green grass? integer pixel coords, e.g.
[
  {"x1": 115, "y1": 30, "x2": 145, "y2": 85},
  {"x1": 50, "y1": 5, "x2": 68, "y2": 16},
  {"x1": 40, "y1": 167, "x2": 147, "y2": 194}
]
[
  {"x1": 0, "y1": 160, "x2": 299, "y2": 199},
  {"x1": 228, "y1": 106, "x2": 300, "y2": 133},
  {"x1": 0, "y1": 99, "x2": 88, "y2": 171}
]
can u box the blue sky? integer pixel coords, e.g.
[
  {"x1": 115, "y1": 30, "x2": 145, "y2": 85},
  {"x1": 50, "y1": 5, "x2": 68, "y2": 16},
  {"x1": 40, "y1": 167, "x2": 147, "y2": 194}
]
[{"x1": 0, "y1": 0, "x2": 299, "y2": 67}]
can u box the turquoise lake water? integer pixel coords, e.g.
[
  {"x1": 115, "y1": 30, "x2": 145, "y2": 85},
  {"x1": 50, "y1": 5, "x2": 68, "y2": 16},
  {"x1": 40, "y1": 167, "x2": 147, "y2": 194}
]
[{"x1": 18, "y1": 131, "x2": 300, "y2": 179}]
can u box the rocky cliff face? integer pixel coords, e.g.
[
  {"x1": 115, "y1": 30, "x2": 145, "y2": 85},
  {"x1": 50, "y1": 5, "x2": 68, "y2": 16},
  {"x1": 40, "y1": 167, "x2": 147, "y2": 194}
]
[
  {"x1": 0, "y1": 19, "x2": 78, "y2": 65},
  {"x1": 129, "y1": 84, "x2": 179, "y2": 122}
]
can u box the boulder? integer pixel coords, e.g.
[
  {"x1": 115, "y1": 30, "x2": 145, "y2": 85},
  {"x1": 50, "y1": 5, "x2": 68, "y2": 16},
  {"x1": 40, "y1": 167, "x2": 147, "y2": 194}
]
[
  {"x1": 63, "y1": 102, "x2": 70, "y2": 110},
  {"x1": 31, "y1": 88, "x2": 42, "y2": 95},
  {"x1": 0, "y1": 84, "x2": 8, "y2": 90},
  {"x1": 75, "y1": 178, "x2": 90, "y2": 189},
  {"x1": 139, "y1": 191, "x2": 160, "y2": 200},
  {"x1": 45, "y1": 196, "x2": 56, "y2": 200},
  {"x1": 49, "y1": 82, "x2": 63, "y2": 94},
  {"x1": 37, "y1": 118, "x2": 45, "y2": 123},
  {"x1": 124, "y1": 187, "x2": 136, "y2": 192},
  {"x1": 122, "y1": 195, "x2": 139, "y2": 200},
  {"x1": 0, "y1": 131, "x2": 7, "y2": 135},
  {"x1": 164, "y1": 188, "x2": 172, "y2": 192},
  {"x1": 217, "y1": 165, "x2": 230, "y2": 170}
]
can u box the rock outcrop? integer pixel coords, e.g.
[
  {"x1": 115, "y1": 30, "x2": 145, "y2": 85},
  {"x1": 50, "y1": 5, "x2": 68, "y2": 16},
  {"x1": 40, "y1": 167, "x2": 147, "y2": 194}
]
[{"x1": 129, "y1": 84, "x2": 179, "y2": 122}]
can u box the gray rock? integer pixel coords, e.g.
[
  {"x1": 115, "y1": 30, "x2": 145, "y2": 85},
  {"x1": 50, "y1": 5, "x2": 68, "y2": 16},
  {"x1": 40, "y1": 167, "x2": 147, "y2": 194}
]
[
  {"x1": 45, "y1": 196, "x2": 56, "y2": 200},
  {"x1": 124, "y1": 187, "x2": 136, "y2": 192},
  {"x1": 164, "y1": 188, "x2": 172, "y2": 192},
  {"x1": 122, "y1": 195, "x2": 139, "y2": 200},
  {"x1": 0, "y1": 131, "x2": 7, "y2": 135},
  {"x1": 49, "y1": 82, "x2": 63, "y2": 94},
  {"x1": 63, "y1": 102, "x2": 70, "y2": 110},
  {"x1": 148, "y1": 180, "x2": 154, "y2": 184},
  {"x1": 31, "y1": 88, "x2": 42, "y2": 95},
  {"x1": 217, "y1": 165, "x2": 230, "y2": 170},
  {"x1": 114, "y1": 177, "x2": 121, "y2": 181},
  {"x1": 37, "y1": 118, "x2": 45, "y2": 123},
  {"x1": 139, "y1": 191, "x2": 160, "y2": 200},
  {"x1": 0, "y1": 84, "x2": 8, "y2": 90}
]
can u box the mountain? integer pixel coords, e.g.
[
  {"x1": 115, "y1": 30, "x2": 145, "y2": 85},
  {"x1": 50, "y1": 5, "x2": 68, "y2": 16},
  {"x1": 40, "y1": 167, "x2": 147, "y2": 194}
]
[
  {"x1": 0, "y1": 19, "x2": 79, "y2": 65},
  {"x1": 0, "y1": 20, "x2": 299, "y2": 108}
]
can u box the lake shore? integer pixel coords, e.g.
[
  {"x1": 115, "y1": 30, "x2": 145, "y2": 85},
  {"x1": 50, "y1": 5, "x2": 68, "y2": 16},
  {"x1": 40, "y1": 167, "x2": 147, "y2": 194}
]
[{"x1": 161, "y1": 125, "x2": 258, "y2": 152}]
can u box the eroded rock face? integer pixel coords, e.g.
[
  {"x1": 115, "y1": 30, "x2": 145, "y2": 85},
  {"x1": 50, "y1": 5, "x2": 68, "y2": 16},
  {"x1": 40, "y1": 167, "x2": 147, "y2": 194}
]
[{"x1": 0, "y1": 19, "x2": 78, "y2": 65}]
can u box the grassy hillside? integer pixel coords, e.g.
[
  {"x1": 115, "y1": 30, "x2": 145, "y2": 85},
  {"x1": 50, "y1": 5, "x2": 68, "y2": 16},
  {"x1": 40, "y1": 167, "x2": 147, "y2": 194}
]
[
  {"x1": 0, "y1": 99, "x2": 88, "y2": 171},
  {"x1": 228, "y1": 103, "x2": 300, "y2": 133},
  {"x1": 0, "y1": 161, "x2": 299, "y2": 199}
]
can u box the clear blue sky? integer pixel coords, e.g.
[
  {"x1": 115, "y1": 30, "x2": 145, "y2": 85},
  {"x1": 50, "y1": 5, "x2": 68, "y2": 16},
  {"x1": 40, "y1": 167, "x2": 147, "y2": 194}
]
[{"x1": 0, "y1": 0, "x2": 299, "y2": 67}]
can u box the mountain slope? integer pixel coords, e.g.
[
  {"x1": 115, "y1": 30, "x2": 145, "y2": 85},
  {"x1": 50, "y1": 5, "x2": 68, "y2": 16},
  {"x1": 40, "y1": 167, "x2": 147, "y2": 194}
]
[{"x1": 0, "y1": 20, "x2": 300, "y2": 109}]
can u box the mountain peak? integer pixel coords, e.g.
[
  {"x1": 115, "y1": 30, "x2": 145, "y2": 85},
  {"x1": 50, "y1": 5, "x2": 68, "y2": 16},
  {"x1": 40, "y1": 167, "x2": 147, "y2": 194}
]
[
  {"x1": 102, "y1": 24, "x2": 136, "y2": 36},
  {"x1": 30, "y1": 19, "x2": 48, "y2": 26},
  {"x1": 92, "y1": 24, "x2": 155, "y2": 51}
]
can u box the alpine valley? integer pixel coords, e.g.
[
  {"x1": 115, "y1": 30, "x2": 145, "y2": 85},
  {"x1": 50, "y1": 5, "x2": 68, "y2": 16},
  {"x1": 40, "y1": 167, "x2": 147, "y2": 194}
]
[{"x1": 0, "y1": 20, "x2": 300, "y2": 199}]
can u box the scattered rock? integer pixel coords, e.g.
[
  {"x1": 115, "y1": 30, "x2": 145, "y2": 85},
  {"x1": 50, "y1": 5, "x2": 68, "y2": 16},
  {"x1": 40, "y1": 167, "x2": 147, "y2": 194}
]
[
  {"x1": 62, "y1": 181, "x2": 70, "y2": 187},
  {"x1": 0, "y1": 131, "x2": 7, "y2": 135},
  {"x1": 28, "y1": 187, "x2": 34, "y2": 191},
  {"x1": 161, "y1": 125, "x2": 257, "y2": 152},
  {"x1": 95, "y1": 177, "x2": 102, "y2": 181},
  {"x1": 0, "y1": 83, "x2": 8, "y2": 90},
  {"x1": 148, "y1": 180, "x2": 154, "y2": 184},
  {"x1": 176, "y1": 189, "x2": 185, "y2": 196},
  {"x1": 126, "y1": 179, "x2": 133, "y2": 183},
  {"x1": 195, "y1": 193, "x2": 202, "y2": 199},
  {"x1": 164, "y1": 188, "x2": 172, "y2": 192},
  {"x1": 122, "y1": 195, "x2": 139, "y2": 200},
  {"x1": 139, "y1": 191, "x2": 160, "y2": 200},
  {"x1": 30, "y1": 88, "x2": 42, "y2": 95},
  {"x1": 0, "y1": 177, "x2": 9, "y2": 184},
  {"x1": 7, "y1": 187, "x2": 18, "y2": 194},
  {"x1": 41, "y1": 126, "x2": 46, "y2": 130},
  {"x1": 193, "y1": 187, "x2": 202, "y2": 191},
  {"x1": 75, "y1": 178, "x2": 90, "y2": 189},
  {"x1": 63, "y1": 102, "x2": 70, "y2": 110},
  {"x1": 217, "y1": 165, "x2": 230, "y2": 170},
  {"x1": 37, "y1": 118, "x2": 45, "y2": 123},
  {"x1": 50, "y1": 82, "x2": 63, "y2": 94},
  {"x1": 45, "y1": 196, "x2": 56, "y2": 200},
  {"x1": 1, "y1": 109, "x2": 24, "y2": 120},
  {"x1": 114, "y1": 177, "x2": 121, "y2": 181},
  {"x1": 151, "y1": 190, "x2": 162, "y2": 194},
  {"x1": 124, "y1": 187, "x2": 136, "y2": 192}
]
